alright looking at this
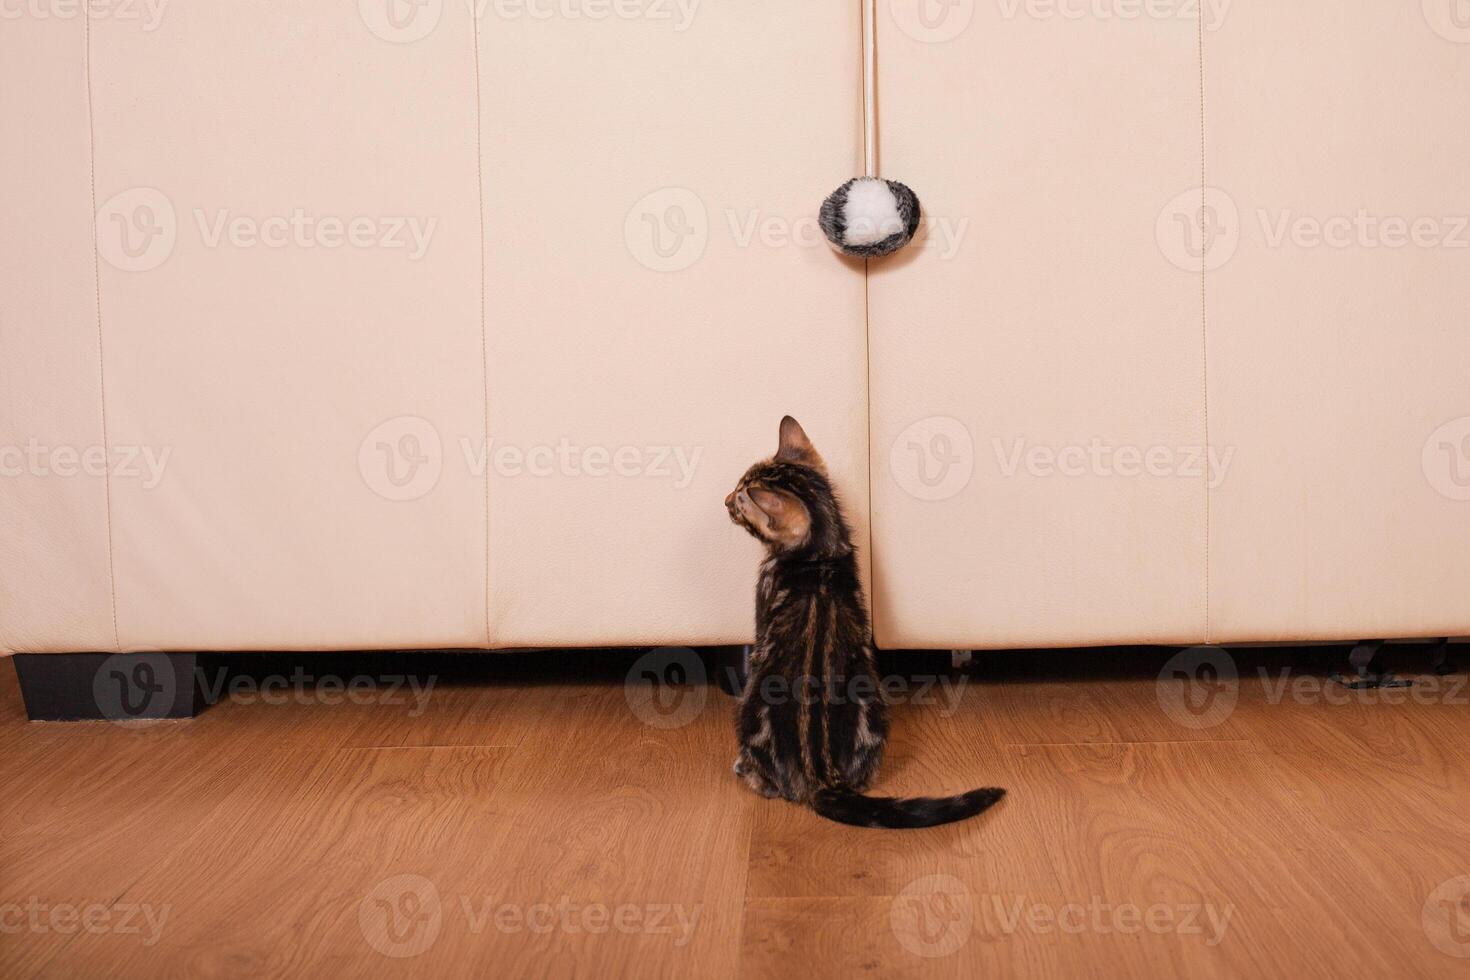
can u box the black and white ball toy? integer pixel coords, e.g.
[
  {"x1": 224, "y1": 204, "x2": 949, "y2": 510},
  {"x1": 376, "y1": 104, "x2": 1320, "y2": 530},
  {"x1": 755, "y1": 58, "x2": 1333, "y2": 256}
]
[{"x1": 819, "y1": 176, "x2": 921, "y2": 257}]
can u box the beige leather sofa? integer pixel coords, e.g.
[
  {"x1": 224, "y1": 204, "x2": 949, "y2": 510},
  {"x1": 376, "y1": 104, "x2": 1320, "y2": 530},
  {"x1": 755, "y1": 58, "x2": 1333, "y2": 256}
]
[{"x1": 4, "y1": 3, "x2": 1468, "y2": 674}]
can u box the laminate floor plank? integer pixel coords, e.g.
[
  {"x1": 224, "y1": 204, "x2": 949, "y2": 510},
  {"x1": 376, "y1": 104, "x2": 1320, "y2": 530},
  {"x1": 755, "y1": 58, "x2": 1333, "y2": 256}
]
[{"x1": 4, "y1": 649, "x2": 1466, "y2": 978}]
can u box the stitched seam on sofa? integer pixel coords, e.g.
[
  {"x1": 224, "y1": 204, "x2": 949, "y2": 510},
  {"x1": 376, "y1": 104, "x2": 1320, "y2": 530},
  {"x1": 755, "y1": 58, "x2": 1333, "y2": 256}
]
[
  {"x1": 84, "y1": 7, "x2": 122, "y2": 654},
  {"x1": 472, "y1": 15, "x2": 492, "y2": 649},
  {"x1": 1198, "y1": 11, "x2": 1211, "y2": 644}
]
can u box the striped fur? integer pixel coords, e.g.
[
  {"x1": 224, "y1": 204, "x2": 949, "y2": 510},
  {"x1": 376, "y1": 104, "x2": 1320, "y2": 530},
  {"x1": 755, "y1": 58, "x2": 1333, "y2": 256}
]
[{"x1": 725, "y1": 417, "x2": 1005, "y2": 829}]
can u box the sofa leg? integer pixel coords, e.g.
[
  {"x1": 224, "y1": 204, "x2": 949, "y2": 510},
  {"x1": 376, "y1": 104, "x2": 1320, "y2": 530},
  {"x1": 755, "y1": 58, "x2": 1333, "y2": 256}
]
[
  {"x1": 1329, "y1": 639, "x2": 1412, "y2": 690},
  {"x1": 1428, "y1": 637, "x2": 1457, "y2": 676},
  {"x1": 11, "y1": 652, "x2": 212, "y2": 721},
  {"x1": 702, "y1": 646, "x2": 751, "y2": 698}
]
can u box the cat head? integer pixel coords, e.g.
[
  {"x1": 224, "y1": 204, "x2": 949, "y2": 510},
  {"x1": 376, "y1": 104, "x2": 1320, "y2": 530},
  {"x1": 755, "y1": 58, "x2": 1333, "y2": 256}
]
[{"x1": 725, "y1": 416, "x2": 852, "y2": 558}]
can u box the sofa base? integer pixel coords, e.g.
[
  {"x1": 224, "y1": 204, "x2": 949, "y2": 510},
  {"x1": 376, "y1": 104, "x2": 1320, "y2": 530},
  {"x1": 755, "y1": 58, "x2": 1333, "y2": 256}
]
[
  {"x1": 10, "y1": 641, "x2": 1459, "y2": 722},
  {"x1": 12, "y1": 652, "x2": 211, "y2": 722}
]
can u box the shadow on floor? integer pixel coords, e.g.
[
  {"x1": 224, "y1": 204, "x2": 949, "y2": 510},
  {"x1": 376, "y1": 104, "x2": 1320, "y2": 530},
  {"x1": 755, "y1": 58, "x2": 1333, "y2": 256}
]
[{"x1": 197, "y1": 640, "x2": 1461, "y2": 692}]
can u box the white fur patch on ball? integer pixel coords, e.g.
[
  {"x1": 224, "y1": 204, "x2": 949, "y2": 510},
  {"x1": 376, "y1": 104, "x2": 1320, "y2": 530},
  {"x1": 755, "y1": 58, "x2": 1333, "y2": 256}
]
[
  {"x1": 841, "y1": 178, "x2": 904, "y2": 245},
  {"x1": 818, "y1": 177, "x2": 920, "y2": 257}
]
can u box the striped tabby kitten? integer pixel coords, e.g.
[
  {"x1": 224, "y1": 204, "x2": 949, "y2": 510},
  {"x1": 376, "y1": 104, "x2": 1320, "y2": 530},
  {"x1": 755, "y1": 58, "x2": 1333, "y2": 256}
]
[{"x1": 724, "y1": 416, "x2": 1005, "y2": 828}]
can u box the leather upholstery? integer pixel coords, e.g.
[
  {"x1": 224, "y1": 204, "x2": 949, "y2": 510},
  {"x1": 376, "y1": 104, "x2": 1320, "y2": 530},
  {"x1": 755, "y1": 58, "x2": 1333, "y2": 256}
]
[
  {"x1": 868, "y1": 5, "x2": 1207, "y2": 649},
  {"x1": 1, "y1": 2, "x2": 868, "y2": 653},
  {"x1": 1, "y1": 15, "x2": 116, "y2": 654},
  {"x1": 869, "y1": 2, "x2": 1470, "y2": 648},
  {"x1": 1205, "y1": 1, "x2": 1470, "y2": 643},
  {"x1": 2, "y1": 3, "x2": 1466, "y2": 654}
]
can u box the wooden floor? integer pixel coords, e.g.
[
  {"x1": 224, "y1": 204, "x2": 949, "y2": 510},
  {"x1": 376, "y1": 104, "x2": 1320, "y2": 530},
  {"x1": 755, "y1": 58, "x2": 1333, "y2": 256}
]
[{"x1": 2, "y1": 645, "x2": 1468, "y2": 978}]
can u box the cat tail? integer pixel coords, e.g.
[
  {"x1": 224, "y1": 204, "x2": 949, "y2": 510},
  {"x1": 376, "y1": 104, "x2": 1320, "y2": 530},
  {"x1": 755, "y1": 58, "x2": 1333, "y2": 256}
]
[{"x1": 810, "y1": 785, "x2": 1005, "y2": 830}]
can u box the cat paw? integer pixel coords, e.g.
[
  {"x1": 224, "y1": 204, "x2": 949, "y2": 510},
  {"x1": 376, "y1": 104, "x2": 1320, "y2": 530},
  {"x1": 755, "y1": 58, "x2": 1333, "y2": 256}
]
[
  {"x1": 748, "y1": 778, "x2": 781, "y2": 799},
  {"x1": 737, "y1": 765, "x2": 781, "y2": 799}
]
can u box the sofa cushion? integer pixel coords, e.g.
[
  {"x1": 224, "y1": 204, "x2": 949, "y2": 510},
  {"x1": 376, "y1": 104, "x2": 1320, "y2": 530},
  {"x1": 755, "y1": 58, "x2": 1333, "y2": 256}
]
[{"x1": 867, "y1": 5, "x2": 1207, "y2": 648}]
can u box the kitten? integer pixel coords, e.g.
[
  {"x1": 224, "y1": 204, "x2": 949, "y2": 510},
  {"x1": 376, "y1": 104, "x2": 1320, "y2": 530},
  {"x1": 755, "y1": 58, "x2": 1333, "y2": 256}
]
[{"x1": 724, "y1": 416, "x2": 1005, "y2": 828}]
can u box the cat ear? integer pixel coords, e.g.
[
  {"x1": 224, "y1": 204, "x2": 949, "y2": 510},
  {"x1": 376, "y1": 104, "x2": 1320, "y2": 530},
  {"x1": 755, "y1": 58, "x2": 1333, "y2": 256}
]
[
  {"x1": 747, "y1": 487, "x2": 812, "y2": 547},
  {"x1": 775, "y1": 415, "x2": 824, "y2": 469},
  {"x1": 748, "y1": 487, "x2": 790, "y2": 518}
]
